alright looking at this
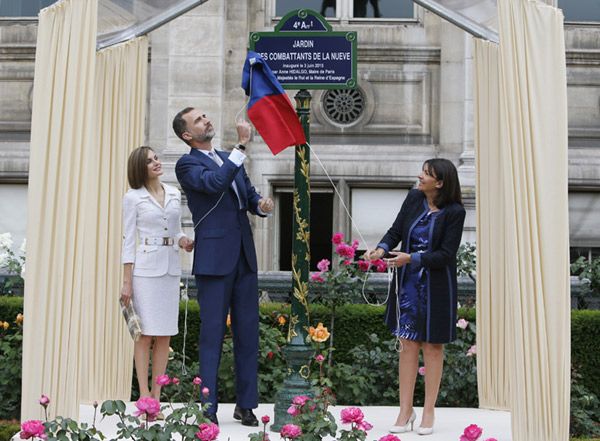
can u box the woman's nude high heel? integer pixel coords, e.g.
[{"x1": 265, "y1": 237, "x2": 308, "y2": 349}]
[{"x1": 389, "y1": 409, "x2": 416, "y2": 433}]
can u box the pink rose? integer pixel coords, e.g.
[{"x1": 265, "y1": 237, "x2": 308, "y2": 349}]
[
  {"x1": 351, "y1": 240, "x2": 359, "y2": 250},
  {"x1": 331, "y1": 232, "x2": 344, "y2": 245},
  {"x1": 358, "y1": 260, "x2": 370, "y2": 272},
  {"x1": 317, "y1": 259, "x2": 330, "y2": 272},
  {"x1": 20, "y1": 420, "x2": 46, "y2": 440},
  {"x1": 484, "y1": 439, "x2": 498, "y2": 441},
  {"x1": 172, "y1": 377, "x2": 180, "y2": 385},
  {"x1": 418, "y1": 366, "x2": 426, "y2": 376},
  {"x1": 134, "y1": 397, "x2": 161, "y2": 421},
  {"x1": 280, "y1": 423, "x2": 302, "y2": 439},
  {"x1": 292, "y1": 395, "x2": 310, "y2": 406},
  {"x1": 357, "y1": 420, "x2": 373, "y2": 432},
  {"x1": 375, "y1": 259, "x2": 387, "y2": 273},
  {"x1": 193, "y1": 377, "x2": 202, "y2": 385},
  {"x1": 315, "y1": 354, "x2": 325, "y2": 363},
  {"x1": 461, "y1": 424, "x2": 483, "y2": 441},
  {"x1": 195, "y1": 422, "x2": 220, "y2": 441},
  {"x1": 202, "y1": 387, "x2": 210, "y2": 397},
  {"x1": 310, "y1": 272, "x2": 325, "y2": 283},
  {"x1": 38, "y1": 394, "x2": 50, "y2": 407},
  {"x1": 287, "y1": 405, "x2": 300, "y2": 417},
  {"x1": 342, "y1": 259, "x2": 353, "y2": 266},
  {"x1": 456, "y1": 318, "x2": 469, "y2": 329},
  {"x1": 467, "y1": 345, "x2": 477, "y2": 357},
  {"x1": 378, "y1": 435, "x2": 401, "y2": 441},
  {"x1": 156, "y1": 374, "x2": 170, "y2": 386},
  {"x1": 336, "y1": 244, "x2": 356, "y2": 259},
  {"x1": 261, "y1": 415, "x2": 270, "y2": 424},
  {"x1": 340, "y1": 407, "x2": 364, "y2": 424}
]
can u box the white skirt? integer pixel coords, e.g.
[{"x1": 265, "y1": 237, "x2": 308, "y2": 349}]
[{"x1": 132, "y1": 274, "x2": 179, "y2": 336}]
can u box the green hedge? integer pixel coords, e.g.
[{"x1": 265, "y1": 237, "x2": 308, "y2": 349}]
[
  {"x1": 571, "y1": 310, "x2": 600, "y2": 398},
  {"x1": 1, "y1": 297, "x2": 599, "y2": 396},
  {"x1": 0, "y1": 422, "x2": 19, "y2": 441}
]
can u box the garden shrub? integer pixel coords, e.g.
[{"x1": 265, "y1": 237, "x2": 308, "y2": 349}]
[
  {"x1": 0, "y1": 422, "x2": 19, "y2": 441},
  {"x1": 571, "y1": 310, "x2": 600, "y2": 398}
]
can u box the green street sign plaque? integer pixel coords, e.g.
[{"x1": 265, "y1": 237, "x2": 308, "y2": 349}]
[{"x1": 249, "y1": 9, "x2": 357, "y2": 90}]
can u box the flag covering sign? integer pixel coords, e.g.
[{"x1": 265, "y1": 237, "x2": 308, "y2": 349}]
[{"x1": 242, "y1": 51, "x2": 306, "y2": 155}]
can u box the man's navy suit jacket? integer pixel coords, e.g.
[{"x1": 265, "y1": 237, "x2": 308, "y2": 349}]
[{"x1": 175, "y1": 148, "x2": 264, "y2": 276}]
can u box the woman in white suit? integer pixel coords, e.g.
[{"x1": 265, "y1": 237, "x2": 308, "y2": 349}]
[{"x1": 121, "y1": 146, "x2": 194, "y2": 400}]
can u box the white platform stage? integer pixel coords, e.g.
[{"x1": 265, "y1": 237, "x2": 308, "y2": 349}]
[{"x1": 78, "y1": 402, "x2": 511, "y2": 440}]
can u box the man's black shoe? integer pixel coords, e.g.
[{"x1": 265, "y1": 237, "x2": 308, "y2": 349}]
[
  {"x1": 204, "y1": 412, "x2": 219, "y2": 425},
  {"x1": 233, "y1": 406, "x2": 259, "y2": 426}
]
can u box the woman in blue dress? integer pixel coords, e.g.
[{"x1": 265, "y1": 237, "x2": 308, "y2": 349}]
[{"x1": 367, "y1": 158, "x2": 466, "y2": 436}]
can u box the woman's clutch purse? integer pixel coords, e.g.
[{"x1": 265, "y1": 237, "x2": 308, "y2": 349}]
[{"x1": 120, "y1": 299, "x2": 142, "y2": 342}]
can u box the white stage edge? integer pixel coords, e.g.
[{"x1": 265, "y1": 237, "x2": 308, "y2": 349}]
[{"x1": 78, "y1": 402, "x2": 511, "y2": 440}]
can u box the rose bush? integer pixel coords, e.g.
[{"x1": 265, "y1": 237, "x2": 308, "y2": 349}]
[{"x1": 310, "y1": 232, "x2": 385, "y2": 365}]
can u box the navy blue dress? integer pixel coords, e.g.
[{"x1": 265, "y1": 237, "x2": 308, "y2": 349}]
[{"x1": 394, "y1": 211, "x2": 440, "y2": 341}]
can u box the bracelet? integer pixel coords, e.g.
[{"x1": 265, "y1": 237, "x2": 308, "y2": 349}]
[{"x1": 234, "y1": 143, "x2": 246, "y2": 151}]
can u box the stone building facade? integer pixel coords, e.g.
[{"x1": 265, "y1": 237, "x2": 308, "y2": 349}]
[{"x1": 0, "y1": 0, "x2": 599, "y2": 270}]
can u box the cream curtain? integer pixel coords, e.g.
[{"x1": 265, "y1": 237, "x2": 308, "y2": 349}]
[
  {"x1": 22, "y1": 0, "x2": 99, "y2": 420},
  {"x1": 474, "y1": 1, "x2": 570, "y2": 440},
  {"x1": 79, "y1": 37, "x2": 148, "y2": 404},
  {"x1": 22, "y1": 0, "x2": 148, "y2": 419},
  {"x1": 474, "y1": 39, "x2": 511, "y2": 411}
]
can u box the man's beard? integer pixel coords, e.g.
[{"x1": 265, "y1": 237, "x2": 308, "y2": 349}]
[{"x1": 194, "y1": 128, "x2": 215, "y2": 142}]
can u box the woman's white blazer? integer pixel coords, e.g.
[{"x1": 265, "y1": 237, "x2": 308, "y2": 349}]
[{"x1": 121, "y1": 183, "x2": 186, "y2": 277}]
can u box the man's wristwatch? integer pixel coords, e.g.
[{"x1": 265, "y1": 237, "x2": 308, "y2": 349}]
[{"x1": 234, "y1": 143, "x2": 246, "y2": 151}]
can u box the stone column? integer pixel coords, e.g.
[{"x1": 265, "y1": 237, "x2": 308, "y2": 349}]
[{"x1": 438, "y1": 20, "x2": 476, "y2": 242}]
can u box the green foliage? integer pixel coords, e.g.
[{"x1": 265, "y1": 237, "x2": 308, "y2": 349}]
[
  {"x1": 437, "y1": 322, "x2": 478, "y2": 407},
  {"x1": 457, "y1": 242, "x2": 477, "y2": 282},
  {"x1": 329, "y1": 334, "x2": 399, "y2": 406},
  {"x1": 572, "y1": 310, "x2": 600, "y2": 398},
  {"x1": 0, "y1": 317, "x2": 23, "y2": 420},
  {"x1": 571, "y1": 256, "x2": 600, "y2": 309},
  {"x1": 0, "y1": 233, "x2": 25, "y2": 295},
  {"x1": 327, "y1": 318, "x2": 478, "y2": 408},
  {"x1": 0, "y1": 422, "x2": 19, "y2": 441},
  {"x1": 290, "y1": 392, "x2": 338, "y2": 441},
  {"x1": 44, "y1": 416, "x2": 105, "y2": 441},
  {"x1": 570, "y1": 370, "x2": 600, "y2": 437}
]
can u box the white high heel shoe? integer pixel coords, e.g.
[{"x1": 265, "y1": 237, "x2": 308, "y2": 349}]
[
  {"x1": 417, "y1": 426, "x2": 434, "y2": 435},
  {"x1": 389, "y1": 409, "x2": 416, "y2": 433},
  {"x1": 416, "y1": 416, "x2": 435, "y2": 435}
]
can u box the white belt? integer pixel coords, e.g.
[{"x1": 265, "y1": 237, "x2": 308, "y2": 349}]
[{"x1": 142, "y1": 237, "x2": 174, "y2": 246}]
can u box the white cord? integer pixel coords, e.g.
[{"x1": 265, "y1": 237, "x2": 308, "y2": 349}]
[
  {"x1": 181, "y1": 279, "x2": 189, "y2": 375},
  {"x1": 307, "y1": 142, "x2": 391, "y2": 307},
  {"x1": 235, "y1": 60, "x2": 253, "y2": 123},
  {"x1": 193, "y1": 193, "x2": 225, "y2": 231}
]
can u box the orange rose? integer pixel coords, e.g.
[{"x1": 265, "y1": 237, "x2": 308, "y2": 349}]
[
  {"x1": 226, "y1": 314, "x2": 231, "y2": 328},
  {"x1": 15, "y1": 313, "x2": 23, "y2": 325},
  {"x1": 1, "y1": 321, "x2": 8, "y2": 330},
  {"x1": 278, "y1": 315, "x2": 287, "y2": 326},
  {"x1": 309, "y1": 322, "x2": 330, "y2": 343}
]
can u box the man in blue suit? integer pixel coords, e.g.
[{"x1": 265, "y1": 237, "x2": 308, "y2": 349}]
[{"x1": 173, "y1": 107, "x2": 274, "y2": 426}]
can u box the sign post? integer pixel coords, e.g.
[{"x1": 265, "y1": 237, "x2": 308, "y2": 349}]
[{"x1": 249, "y1": 9, "x2": 357, "y2": 430}]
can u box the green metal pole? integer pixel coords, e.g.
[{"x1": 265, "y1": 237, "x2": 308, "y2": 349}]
[{"x1": 272, "y1": 89, "x2": 313, "y2": 431}]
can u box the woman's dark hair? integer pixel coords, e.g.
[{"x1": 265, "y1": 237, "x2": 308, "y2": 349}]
[
  {"x1": 423, "y1": 158, "x2": 462, "y2": 207},
  {"x1": 127, "y1": 146, "x2": 154, "y2": 189}
]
